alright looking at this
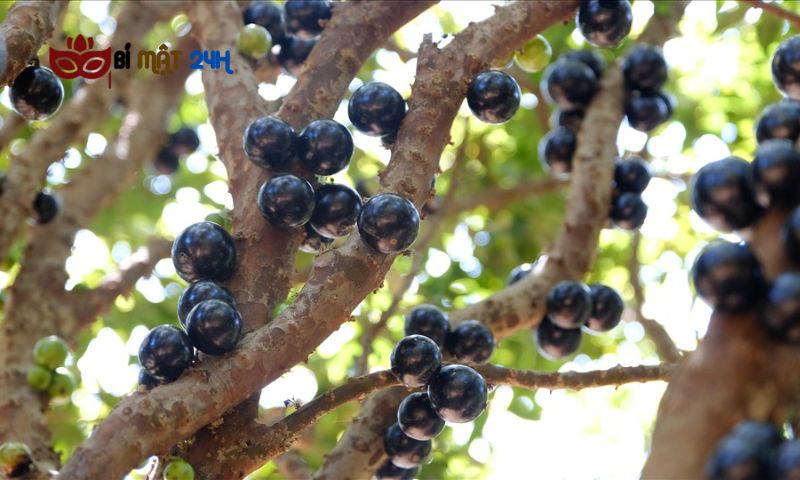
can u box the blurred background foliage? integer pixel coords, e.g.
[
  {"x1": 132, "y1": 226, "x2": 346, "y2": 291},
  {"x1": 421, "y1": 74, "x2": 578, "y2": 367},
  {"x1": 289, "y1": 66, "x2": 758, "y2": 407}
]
[{"x1": 0, "y1": 0, "x2": 797, "y2": 478}]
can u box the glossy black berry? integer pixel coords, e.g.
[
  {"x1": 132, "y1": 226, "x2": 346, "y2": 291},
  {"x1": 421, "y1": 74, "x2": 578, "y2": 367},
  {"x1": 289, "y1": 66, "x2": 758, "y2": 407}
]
[
  {"x1": 756, "y1": 101, "x2": 800, "y2": 144},
  {"x1": 466, "y1": 70, "x2": 521, "y2": 124},
  {"x1": 731, "y1": 421, "x2": 784, "y2": 449},
  {"x1": 614, "y1": 158, "x2": 651, "y2": 194},
  {"x1": 169, "y1": 127, "x2": 200, "y2": 155},
  {"x1": 374, "y1": 460, "x2": 418, "y2": 480},
  {"x1": 707, "y1": 434, "x2": 773, "y2": 480},
  {"x1": 691, "y1": 157, "x2": 763, "y2": 232},
  {"x1": 397, "y1": 392, "x2": 446, "y2": 441},
  {"x1": 348, "y1": 82, "x2": 406, "y2": 136},
  {"x1": 550, "y1": 109, "x2": 585, "y2": 132},
  {"x1": 390, "y1": 335, "x2": 441, "y2": 388},
  {"x1": 625, "y1": 91, "x2": 670, "y2": 132},
  {"x1": 32, "y1": 191, "x2": 60, "y2": 224},
  {"x1": 562, "y1": 50, "x2": 606, "y2": 79},
  {"x1": 10, "y1": 65, "x2": 64, "y2": 120},
  {"x1": 185, "y1": 299, "x2": 243, "y2": 355},
  {"x1": 763, "y1": 272, "x2": 800, "y2": 342},
  {"x1": 774, "y1": 440, "x2": 800, "y2": 479},
  {"x1": 539, "y1": 127, "x2": 576, "y2": 175},
  {"x1": 138, "y1": 325, "x2": 194, "y2": 381},
  {"x1": 383, "y1": 423, "x2": 431, "y2": 469},
  {"x1": 404, "y1": 305, "x2": 449, "y2": 348},
  {"x1": 243, "y1": 116, "x2": 297, "y2": 170},
  {"x1": 610, "y1": 192, "x2": 647, "y2": 230},
  {"x1": 427, "y1": 364, "x2": 487, "y2": 423},
  {"x1": 297, "y1": 120, "x2": 354, "y2": 175},
  {"x1": 243, "y1": 1, "x2": 285, "y2": 44},
  {"x1": 753, "y1": 139, "x2": 800, "y2": 208},
  {"x1": 445, "y1": 320, "x2": 495, "y2": 364},
  {"x1": 308, "y1": 183, "x2": 361, "y2": 238},
  {"x1": 692, "y1": 241, "x2": 766, "y2": 313},
  {"x1": 586, "y1": 284, "x2": 624, "y2": 332},
  {"x1": 257, "y1": 174, "x2": 316, "y2": 229},
  {"x1": 508, "y1": 262, "x2": 533, "y2": 286},
  {"x1": 138, "y1": 369, "x2": 165, "y2": 390},
  {"x1": 284, "y1": 0, "x2": 331, "y2": 36},
  {"x1": 177, "y1": 281, "x2": 237, "y2": 327},
  {"x1": 546, "y1": 281, "x2": 592, "y2": 329},
  {"x1": 622, "y1": 44, "x2": 667, "y2": 92},
  {"x1": 299, "y1": 223, "x2": 333, "y2": 253},
  {"x1": 542, "y1": 59, "x2": 598, "y2": 110},
  {"x1": 577, "y1": 0, "x2": 633, "y2": 48},
  {"x1": 172, "y1": 221, "x2": 237, "y2": 283},
  {"x1": 536, "y1": 316, "x2": 582, "y2": 360},
  {"x1": 154, "y1": 147, "x2": 179, "y2": 174},
  {"x1": 357, "y1": 193, "x2": 420, "y2": 254},
  {"x1": 783, "y1": 207, "x2": 800, "y2": 263},
  {"x1": 772, "y1": 35, "x2": 800, "y2": 100},
  {"x1": 277, "y1": 35, "x2": 317, "y2": 75}
]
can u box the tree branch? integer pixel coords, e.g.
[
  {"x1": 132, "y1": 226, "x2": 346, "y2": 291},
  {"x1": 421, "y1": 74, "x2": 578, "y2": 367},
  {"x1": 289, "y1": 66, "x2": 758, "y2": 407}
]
[
  {"x1": 0, "y1": 0, "x2": 66, "y2": 87},
  {"x1": 742, "y1": 0, "x2": 800, "y2": 30},
  {"x1": 0, "y1": 113, "x2": 25, "y2": 152},
  {"x1": 275, "y1": 451, "x2": 314, "y2": 480},
  {"x1": 446, "y1": 176, "x2": 568, "y2": 215}
]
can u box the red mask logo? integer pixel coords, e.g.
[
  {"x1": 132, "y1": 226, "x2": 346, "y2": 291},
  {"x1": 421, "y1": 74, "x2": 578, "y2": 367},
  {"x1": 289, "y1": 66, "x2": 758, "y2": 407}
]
[{"x1": 49, "y1": 35, "x2": 111, "y2": 81}]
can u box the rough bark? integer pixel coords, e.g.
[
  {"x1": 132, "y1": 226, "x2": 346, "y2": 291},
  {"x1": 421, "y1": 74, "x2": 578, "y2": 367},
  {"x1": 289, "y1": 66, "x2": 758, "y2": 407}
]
[{"x1": 0, "y1": 0, "x2": 66, "y2": 87}]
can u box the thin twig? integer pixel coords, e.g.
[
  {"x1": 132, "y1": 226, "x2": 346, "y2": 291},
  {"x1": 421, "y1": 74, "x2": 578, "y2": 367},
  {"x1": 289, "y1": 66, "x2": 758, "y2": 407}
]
[{"x1": 743, "y1": 0, "x2": 800, "y2": 30}]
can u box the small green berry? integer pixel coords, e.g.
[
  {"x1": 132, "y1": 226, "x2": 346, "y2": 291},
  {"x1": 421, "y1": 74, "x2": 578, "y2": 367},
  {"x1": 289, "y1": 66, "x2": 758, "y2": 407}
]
[
  {"x1": 47, "y1": 368, "x2": 77, "y2": 399},
  {"x1": 163, "y1": 459, "x2": 195, "y2": 480},
  {"x1": 0, "y1": 442, "x2": 32, "y2": 478},
  {"x1": 32, "y1": 335, "x2": 69, "y2": 369},
  {"x1": 236, "y1": 24, "x2": 272, "y2": 59},
  {"x1": 515, "y1": 35, "x2": 552, "y2": 73},
  {"x1": 491, "y1": 51, "x2": 514, "y2": 69},
  {"x1": 26, "y1": 365, "x2": 52, "y2": 391},
  {"x1": 204, "y1": 211, "x2": 229, "y2": 230}
]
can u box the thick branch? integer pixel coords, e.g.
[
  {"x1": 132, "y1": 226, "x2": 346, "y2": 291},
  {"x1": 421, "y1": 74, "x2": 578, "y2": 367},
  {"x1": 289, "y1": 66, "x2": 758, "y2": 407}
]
[
  {"x1": 0, "y1": 0, "x2": 66, "y2": 87},
  {"x1": 275, "y1": 451, "x2": 314, "y2": 480}
]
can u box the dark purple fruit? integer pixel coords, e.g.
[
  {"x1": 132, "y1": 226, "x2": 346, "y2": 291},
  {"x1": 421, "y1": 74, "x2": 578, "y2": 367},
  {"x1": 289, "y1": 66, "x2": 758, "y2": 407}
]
[
  {"x1": 774, "y1": 440, "x2": 800, "y2": 480},
  {"x1": 257, "y1": 174, "x2": 316, "y2": 229},
  {"x1": 404, "y1": 305, "x2": 449, "y2": 348},
  {"x1": 169, "y1": 127, "x2": 200, "y2": 155},
  {"x1": 32, "y1": 190, "x2": 60, "y2": 224},
  {"x1": 755, "y1": 101, "x2": 800, "y2": 144},
  {"x1": 622, "y1": 44, "x2": 667, "y2": 92},
  {"x1": 383, "y1": 423, "x2": 431, "y2": 469},
  {"x1": 586, "y1": 284, "x2": 624, "y2": 332},
  {"x1": 692, "y1": 241, "x2": 766, "y2": 313},
  {"x1": 138, "y1": 325, "x2": 193, "y2": 381},
  {"x1": 550, "y1": 109, "x2": 585, "y2": 132},
  {"x1": 309, "y1": 183, "x2": 361, "y2": 238},
  {"x1": 445, "y1": 320, "x2": 495, "y2": 364},
  {"x1": 542, "y1": 59, "x2": 598, "y2": 110},
  {"x1": 299, "y1": 223, "x2": 333, "y2": 253},
  {"x1": 177, "y1": 281, "x2": 237, "y2": 327},
  {"x1": 357, "y1": 193, "x2": 420, "y2": 254},
  {"x1": 763, "y1": 272, "x2": 800, "y2": 342},
  {"x1": 185, "y1": 299, "x2": 242, "y2": 355},
  {"x1": 243, "y1": 116, "x2": 297, "y2": 171},
  {"x1": 390, "y1": 335, "x2": 441, "y2": 388},
  {"x1": 561, "y1": 50, "x2": 606, "y2": 79},
  {"x1": 625, "y1": 91, "x2": 670, "y2": 132},
  {"x1": 243, "y1": 1, "x2": 285, "y2": 44},
  {"x1": 539, "y1": 127, "x2": 576, "y2": 175},
  {"x1": 427, "y1": 364, "x2": 488, "y2": 423},
  {"x1": 297, "y1": 119, "x2": 354, "y2": 175},
  {"x1": 172, "y1": 221, "x2": 237, "y2": 283},
  {"x1": 772, "y1": 35, "x2": 800, "y2": 100},
  {"x1": 614, "y1": 157, "x2": 651, "y2": 194},
  {"x1": 783, "y1": 207, "x2": 800, "y2": 262},
  {"x1": 348, "y1": 82, "x2": 406, "y2": 137},
  {"x1": 374, "y1": 460, "x2": 418, "y2": 480},
  {"x1": 284, "y1": 0, "x2": 331, "y2": 36},
  {"x1": 536, "y1": 316, "x2": 582, "y2": 360},
  {"x1": 610, "y1": 192, "x2": 647, "y2": 230},
  {"x1": 154, "y1": 147, "x2": 179, "y2": 174},
  {"x1": 466, "y1": 70, "x2": 521, "y2": 124},
  {"x1": 707, "y1": 434, "x2": 773, "y2": 480},
  {"x1": 397, "y1": 392, "x2": 445, "y2": 441},
  {"x1": 752, "y1": 139, "x2": 800, "y2": 208},
  {"x1": 546, "y1": 281, "x2": 592, "y2": 329},
  {"x1": 277, "y1": 35, "x2": 317, "y2": 75},
  {"x1": 508, "y1": 263, "x2": 533, "y2": 286},
  {"x1": 691, "y1": 157, "x2": 763, "y2": 232},
  {"x1": 577, "y1": 0, "x2": 633, "y2": 48},
  {"x1": 10, "y1": 65, "x2": 64, "y2": 120},
  {"x1": 137, "y1": 369, "x2": 165, "y2": 390},
  {"x1": 731, "y1": 421, "x2": 784, "y2": 448}
]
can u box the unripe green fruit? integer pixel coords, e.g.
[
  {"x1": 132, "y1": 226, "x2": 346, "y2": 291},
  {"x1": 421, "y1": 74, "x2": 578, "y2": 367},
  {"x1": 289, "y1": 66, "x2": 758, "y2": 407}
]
[
  {"x1": 236, "y1": 24, "x2": 272, "y2": 59},
  {"x1": 164, "y1": 459, "x2": 195, "y2": 480},
  {"x1": 491, "y1": 51, "x2": 514, "y2": 69},
  {"x1": 47, "y1": 368, "x2": 77, "y2": 399},
  {"x1": 32, "y1": 335, "x2": 69, "y2": 369},
  {"x1": 515, "y1": 35, "x2": 552, "y2": 73},
  {"x1": 0, "y1": 442, "x2": 32, "y2": 478},
  {"x1": 26, "y1": 365, "x2": 52, "y2": 391}
]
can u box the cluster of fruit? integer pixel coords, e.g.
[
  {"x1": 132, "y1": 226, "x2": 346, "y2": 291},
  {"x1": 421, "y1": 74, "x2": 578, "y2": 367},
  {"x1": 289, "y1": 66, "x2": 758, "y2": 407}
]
[
  {"x1": 707, "y1": 420, "x2": 800, "y2": 479},
  {"x1": 153, "y1": 127, "x2": 201, "y2": 175},
  {"x1": 9, "y1": 64, "x2": 64, "y2": 121},
  {"x1": 377, "y1": 305, "x2": 494, "y2": 479},
  {"x1": 239, "y1": 0, "x2": 331, "y2": 75},
  {"x1": 610, "y1": 156, "x2": 651, "y2": 230},
  {"x1": 25, "y1": 335, "x2": 77, "y2": 399},
  {"x1": 138, "y1": 222, "x2": 241, "y2": 388}
]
